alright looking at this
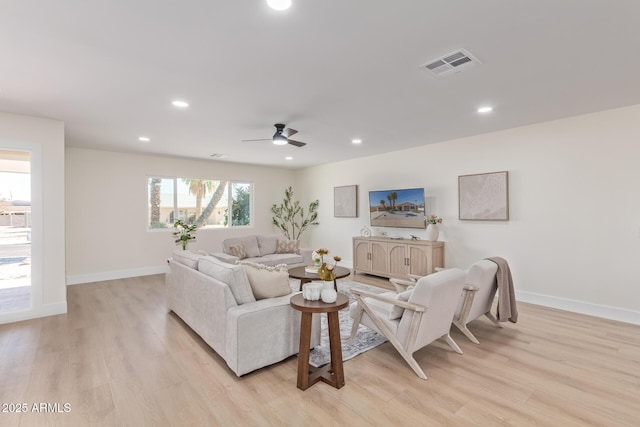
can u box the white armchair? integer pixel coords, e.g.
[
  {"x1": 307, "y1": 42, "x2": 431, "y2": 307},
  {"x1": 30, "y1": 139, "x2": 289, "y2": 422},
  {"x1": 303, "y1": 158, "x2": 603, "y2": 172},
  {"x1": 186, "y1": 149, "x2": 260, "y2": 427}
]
[
  {"x1": 390, "y1": 260, "x2": 503, "y2": 344},
  {"x1": 348, "y1": 269, "x2": 466, "y2": 380},
  {"x1": 452, "y1": 260, "x2": 502, "y2": 344}
]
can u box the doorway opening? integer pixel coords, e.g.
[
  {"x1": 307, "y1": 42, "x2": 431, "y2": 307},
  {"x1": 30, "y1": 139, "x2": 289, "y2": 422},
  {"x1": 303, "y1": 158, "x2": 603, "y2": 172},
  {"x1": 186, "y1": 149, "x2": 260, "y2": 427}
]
[{"x1": 0, "y1": 149, "x2": 31, "y2": 312}]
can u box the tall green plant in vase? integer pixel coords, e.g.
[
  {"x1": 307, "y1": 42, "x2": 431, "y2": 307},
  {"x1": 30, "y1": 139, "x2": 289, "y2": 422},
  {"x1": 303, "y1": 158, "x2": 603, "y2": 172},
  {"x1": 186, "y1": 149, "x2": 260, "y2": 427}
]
[
  {"x1": 173, "y1": 220, "x2": 197, "y2": 250},
  {"x1": 271, "y1": 186, "x2": 319, "y2": 240}
]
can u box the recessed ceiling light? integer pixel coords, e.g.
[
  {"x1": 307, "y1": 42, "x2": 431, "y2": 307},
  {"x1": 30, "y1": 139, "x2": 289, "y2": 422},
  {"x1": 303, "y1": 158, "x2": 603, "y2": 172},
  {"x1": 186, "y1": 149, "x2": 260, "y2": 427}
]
[
  {"x1": 138, "y1": 136, "x2": 150, "y2": 142},
  {"x1": 352, "y1": 139, "x2": 362, "y2": 144},
  {"x1": 477, "y1": 106, "x2": 493, "y2": 113},
  {"x1": 172, "y1": 100, "x2": 189, "y2": 108},
  {"x1": 267, "y1": 0, "x2": 291, "y2": 11},
  {"x1": 285, "y1": 156, "x2": 293, "y2": 160}
]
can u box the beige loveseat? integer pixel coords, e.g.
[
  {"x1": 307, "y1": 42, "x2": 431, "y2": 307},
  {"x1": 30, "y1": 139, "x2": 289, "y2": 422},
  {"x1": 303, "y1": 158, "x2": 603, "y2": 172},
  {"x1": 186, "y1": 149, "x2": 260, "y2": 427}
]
[
  {"x1": 166, "y1": 250, "x2": 320, "y2": 376},
  {"x1": 211, "y1": 234, "x2": 313, "y2": 268}
]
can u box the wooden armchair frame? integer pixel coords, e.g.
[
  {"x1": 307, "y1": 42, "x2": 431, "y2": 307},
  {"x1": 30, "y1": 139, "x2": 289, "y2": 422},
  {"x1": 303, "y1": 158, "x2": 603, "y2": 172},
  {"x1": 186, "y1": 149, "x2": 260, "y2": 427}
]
[
  {"x1": 348, "y1": 288, "x2": 463, "y2": 380},
  {"x1": 452, "y1": 285, "x2": 502, "y2": 344}
]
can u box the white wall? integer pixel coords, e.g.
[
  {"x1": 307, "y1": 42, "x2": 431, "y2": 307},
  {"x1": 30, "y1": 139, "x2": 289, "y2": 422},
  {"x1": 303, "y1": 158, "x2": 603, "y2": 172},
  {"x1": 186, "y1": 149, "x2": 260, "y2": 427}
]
[
  {"x1": 294, "y1": 104, "x2": 640, "y2": 324},
  {"x1": 0, "y1": 112, "x2": 66, "y2": 323},
  {"x1": 65, "y1": 148, "x2": 295, "y2": 284}
]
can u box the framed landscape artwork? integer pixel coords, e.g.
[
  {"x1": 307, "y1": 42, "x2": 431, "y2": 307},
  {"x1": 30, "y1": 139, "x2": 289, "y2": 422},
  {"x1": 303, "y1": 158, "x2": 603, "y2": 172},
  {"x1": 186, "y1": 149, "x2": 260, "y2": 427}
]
[
  {"x1": 334, "y1": 185, "x2": 358, "y2": 218},
  {"x1": 458, "y1": 171, "x2": 509, "y2": 221}
]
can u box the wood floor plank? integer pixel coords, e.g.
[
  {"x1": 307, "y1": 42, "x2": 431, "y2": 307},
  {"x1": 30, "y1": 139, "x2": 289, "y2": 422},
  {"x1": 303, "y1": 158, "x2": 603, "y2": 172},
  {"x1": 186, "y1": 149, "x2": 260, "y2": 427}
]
[{"x1": 103, "y1": 352, "x2": 171, "y2": 426}]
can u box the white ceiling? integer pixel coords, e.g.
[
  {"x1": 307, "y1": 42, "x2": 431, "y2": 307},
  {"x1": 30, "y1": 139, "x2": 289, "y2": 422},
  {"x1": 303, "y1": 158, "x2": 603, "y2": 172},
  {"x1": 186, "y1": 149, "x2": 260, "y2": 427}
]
[{"x1": 1, "y1": 1, "x2": 640, "y2": 169}]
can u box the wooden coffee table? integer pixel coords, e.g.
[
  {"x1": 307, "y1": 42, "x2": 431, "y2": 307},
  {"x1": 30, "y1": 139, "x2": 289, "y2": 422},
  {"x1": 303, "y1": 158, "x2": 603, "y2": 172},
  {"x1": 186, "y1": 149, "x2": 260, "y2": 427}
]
[
  {"x1": 290, "y1": 293, "x2": 349, "y2": 390},
  {"x1": 288, "y1": 265, "x2": 351, "y2": 291}
]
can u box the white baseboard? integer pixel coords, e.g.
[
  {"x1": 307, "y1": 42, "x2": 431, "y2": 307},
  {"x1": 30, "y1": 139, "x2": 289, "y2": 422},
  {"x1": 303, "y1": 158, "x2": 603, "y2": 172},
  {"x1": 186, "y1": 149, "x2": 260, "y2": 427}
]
[
  {"x1": 516, "y1": 290, "x2": 640, "y2": 325},
  {"x1": 0, "y1": 301, "x2": 67, "y2": 325},
  {"x1": 66, "y1": 265, "x2": 168, "y2": 285}
]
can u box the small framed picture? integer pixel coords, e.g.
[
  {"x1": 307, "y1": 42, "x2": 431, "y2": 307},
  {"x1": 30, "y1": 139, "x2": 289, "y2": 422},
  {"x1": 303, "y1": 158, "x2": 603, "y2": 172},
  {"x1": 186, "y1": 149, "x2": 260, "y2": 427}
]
[
  {"x1": 334, "y1": 185, "x2": 358, "y2": 218},
  {"x1": 459, "y1": 171, "x2": 509, "y2": 221}
]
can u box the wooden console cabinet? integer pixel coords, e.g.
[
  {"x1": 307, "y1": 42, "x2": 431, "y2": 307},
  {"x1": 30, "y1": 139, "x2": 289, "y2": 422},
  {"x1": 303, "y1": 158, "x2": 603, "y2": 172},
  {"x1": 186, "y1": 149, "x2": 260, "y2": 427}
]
[{"x1": 352, "y1": 236, "x2": 444, "y2": 279}]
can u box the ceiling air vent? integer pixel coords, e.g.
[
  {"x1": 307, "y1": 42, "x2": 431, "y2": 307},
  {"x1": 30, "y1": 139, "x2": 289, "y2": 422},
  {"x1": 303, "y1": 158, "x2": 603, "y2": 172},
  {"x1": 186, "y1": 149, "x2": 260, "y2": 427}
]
[{"x1": 420, "y1": 49, "x2": 480, "y2": 77}]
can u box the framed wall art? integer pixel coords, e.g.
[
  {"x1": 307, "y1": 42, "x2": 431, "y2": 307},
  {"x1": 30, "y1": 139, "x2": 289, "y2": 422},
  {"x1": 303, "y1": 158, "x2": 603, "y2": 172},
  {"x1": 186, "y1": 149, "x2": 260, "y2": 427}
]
[
  {"x1": 334, "y1": 185, "x2": 358, "y2": 218},
  {"x1": 458, "y1": 171, "x2": 509, "y2": 221}
]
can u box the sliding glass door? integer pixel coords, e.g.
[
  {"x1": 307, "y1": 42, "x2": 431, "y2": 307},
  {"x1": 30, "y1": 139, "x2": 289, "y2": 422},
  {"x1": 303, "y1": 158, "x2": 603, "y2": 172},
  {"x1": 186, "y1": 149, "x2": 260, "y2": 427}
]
[{"x1": 0, "y1": 149, "x2": 31, "y2": 312}]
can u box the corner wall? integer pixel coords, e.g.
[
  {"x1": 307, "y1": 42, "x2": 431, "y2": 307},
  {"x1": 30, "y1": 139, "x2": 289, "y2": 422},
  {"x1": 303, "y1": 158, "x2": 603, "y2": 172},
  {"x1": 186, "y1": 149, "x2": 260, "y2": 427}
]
[
  {"x1": 0, "y1": 112, "x2": 66, "y2": 323},
  {"x1": 294, "y1": 104, "x2": 640, "y2": 324},
  {"x1": 65, "y1": 148, "x2": 295, "y2": 284}
]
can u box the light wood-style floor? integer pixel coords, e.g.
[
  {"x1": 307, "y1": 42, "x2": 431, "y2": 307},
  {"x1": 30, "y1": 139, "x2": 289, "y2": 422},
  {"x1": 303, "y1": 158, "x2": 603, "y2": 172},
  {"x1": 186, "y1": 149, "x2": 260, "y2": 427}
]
[{"x1": 0, "y1": 273, "x2": 638, "y2": 426}]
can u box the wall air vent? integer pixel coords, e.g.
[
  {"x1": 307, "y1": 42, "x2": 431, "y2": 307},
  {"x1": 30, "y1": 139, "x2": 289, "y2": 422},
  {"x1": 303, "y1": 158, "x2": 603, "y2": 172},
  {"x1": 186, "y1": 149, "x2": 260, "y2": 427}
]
[{"x1": 420, "y1": 49, "x2": 480, "y2": 77}]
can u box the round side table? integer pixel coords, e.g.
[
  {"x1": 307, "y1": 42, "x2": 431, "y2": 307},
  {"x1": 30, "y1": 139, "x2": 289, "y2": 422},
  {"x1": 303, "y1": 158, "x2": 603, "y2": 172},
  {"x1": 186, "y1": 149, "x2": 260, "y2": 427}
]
[
  {"x1": 288, "y1": 266, "x2": 351, "y2": 291},
  {"x1": 290, "y1": 293, "x2": 349, "y2": 390}
]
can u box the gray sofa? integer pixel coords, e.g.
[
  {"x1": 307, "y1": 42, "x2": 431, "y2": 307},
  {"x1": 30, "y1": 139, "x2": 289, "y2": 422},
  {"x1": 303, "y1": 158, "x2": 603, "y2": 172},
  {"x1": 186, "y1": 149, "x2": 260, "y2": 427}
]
[
  {"x1": 166, "y1": 250, "x2": 320, "y2": 376},
  {"x1": 211, "y1": 234, "x2": 313, "y2": 268}
]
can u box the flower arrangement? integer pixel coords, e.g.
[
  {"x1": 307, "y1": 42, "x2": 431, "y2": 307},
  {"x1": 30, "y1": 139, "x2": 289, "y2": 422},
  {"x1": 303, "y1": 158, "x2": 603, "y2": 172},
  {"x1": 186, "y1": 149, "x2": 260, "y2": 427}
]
[
  {"x1": 425, "y1": 215, "x2": 443, "y2": 225},
  {"x1": 315, "y1": 248, "x2": 342, "y2": 281},
  {"x1": 172, "y1": 220, "x2": 197, "y2": 250}
]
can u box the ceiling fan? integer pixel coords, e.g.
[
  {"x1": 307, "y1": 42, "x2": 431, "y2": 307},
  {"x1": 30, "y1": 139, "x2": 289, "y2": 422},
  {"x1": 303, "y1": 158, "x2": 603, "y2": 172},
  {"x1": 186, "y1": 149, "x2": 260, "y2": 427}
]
[{"x1": 241, "y1": 123, "x2": 306, "y2": 147}]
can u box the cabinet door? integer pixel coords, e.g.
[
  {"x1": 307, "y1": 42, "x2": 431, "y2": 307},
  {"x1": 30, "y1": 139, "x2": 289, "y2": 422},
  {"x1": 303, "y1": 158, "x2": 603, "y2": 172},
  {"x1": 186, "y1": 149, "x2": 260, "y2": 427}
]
[
  {"x1": 370, "y1": 241, "x2": 388, "y2": 276},
  {"x1": 388, "y1": 243, "x2": 408, "y2": 278},
  {"x1": 408, "y1": 244, "x2": 430, "y2": 276},
  {"x1": 353, "y1": 239, "x2": 371, "y2": 272}
]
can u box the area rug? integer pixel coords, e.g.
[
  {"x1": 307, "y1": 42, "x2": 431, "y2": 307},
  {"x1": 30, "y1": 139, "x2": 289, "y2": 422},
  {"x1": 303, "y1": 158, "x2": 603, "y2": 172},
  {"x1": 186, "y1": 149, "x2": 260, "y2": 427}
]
[{"x1": 304, "y1": 280, "x2": 389, "y2": 368}]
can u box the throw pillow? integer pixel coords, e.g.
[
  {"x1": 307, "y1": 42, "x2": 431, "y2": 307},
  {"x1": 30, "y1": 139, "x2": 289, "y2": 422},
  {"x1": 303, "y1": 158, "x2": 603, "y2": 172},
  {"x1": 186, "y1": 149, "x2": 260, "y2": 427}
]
[
  {"x1": 239, "y1": 261, "x2": 291, "y2": 300},
  {"x1": 229, "y1": 244, "x2": 248, "y2": 259},
  {"x1": 223, "y1": 236, "x2": 260, "y2": 258},
  {"x1": 276, "y1": 239, "x2": 299, "y2": 254},
  {"x1": 389, "y1": 289, "x2": 413, "y2": 320}
]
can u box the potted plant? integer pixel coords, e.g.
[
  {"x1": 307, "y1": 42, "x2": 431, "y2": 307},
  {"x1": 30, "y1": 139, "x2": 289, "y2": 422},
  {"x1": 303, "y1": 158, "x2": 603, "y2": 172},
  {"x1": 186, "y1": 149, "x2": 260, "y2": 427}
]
[
  {"x1": 173, "y1": 220, "x2": 197, "y2": 250},
  {"x1": 271, "y1": 186, "x2": 319, "y2": 240}
]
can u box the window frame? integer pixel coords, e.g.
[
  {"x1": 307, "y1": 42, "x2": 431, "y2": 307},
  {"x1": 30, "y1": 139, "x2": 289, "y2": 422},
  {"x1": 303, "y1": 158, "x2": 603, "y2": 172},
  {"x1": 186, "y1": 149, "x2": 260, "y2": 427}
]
[{"x1": 146, "y1": 176, "x2": 253, "y2": 231}]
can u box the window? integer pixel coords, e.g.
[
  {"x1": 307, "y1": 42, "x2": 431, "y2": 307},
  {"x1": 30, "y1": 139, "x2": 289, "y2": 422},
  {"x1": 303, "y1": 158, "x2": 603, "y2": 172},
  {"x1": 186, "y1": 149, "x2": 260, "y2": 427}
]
[
  {"x1": 230, "y1": 182, "x2": 251, "y2": 226},
  {"x1": 147, "y1": 177, "x2": 252, "y2": 229}
]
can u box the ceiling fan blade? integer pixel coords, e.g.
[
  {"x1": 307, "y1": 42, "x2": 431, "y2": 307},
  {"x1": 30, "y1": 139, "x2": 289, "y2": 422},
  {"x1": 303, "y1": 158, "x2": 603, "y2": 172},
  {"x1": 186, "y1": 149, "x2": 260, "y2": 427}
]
[
  {"x1": 283, "y1": 128, "x2": 298, "y2": 138},
  {"x1": 287, "y1": 139, "x2": 306, "y2": 147},
  {"x1": 240, "y1": 138, "x2": 271, "y2": 142}
]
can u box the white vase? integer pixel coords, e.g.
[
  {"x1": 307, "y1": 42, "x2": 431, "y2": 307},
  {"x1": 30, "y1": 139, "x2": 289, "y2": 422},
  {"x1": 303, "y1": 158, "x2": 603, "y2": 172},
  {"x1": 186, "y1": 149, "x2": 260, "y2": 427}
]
[
  {"x1": 322, "y1": 281, "x2": 334, "y2": 291},
  {"x1": 321, "y1": 289, "x2": 337, "y2": 303},
  {"x1": 302, "y1": 283, "x2": 322, "y2": 300},
  {"x1": 426, "y1": 224, "x2": 440, "y2": 241}
]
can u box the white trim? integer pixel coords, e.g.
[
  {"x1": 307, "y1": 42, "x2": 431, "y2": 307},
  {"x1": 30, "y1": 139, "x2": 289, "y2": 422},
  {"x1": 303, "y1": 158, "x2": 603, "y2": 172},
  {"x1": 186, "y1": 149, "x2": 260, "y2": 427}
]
[
  {"x1": 0, "y1": 144, "x2": 47, "y2": 323},
  {"x1": 516, "y1": 290, "x2": 640, "y2": 326},
  {"x1": 0, "y1": 301, "x2": 67, "y2": 325},
  {"x1": 66, "y1": 265, "x2": 168, "y2": 285}
]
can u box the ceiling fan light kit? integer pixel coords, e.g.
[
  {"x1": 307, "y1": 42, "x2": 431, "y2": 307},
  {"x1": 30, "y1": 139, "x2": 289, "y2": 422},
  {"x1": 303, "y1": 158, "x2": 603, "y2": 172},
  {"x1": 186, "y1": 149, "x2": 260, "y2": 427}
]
[
  {"x1": 273, "y1": 134, "x2": 288, "y2": 145},
  {"x1": 267, "y1": 0, "x2": 291, "y2": 11},
  {"x1": 241, "y1": 123, "x2": 306, "y2": 148}
]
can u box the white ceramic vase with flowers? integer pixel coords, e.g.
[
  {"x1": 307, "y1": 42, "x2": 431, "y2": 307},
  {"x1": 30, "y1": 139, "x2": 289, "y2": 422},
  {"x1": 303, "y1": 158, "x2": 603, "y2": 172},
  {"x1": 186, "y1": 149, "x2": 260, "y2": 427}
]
[
  {"x1": 424, "y1": 215, "x2": 443, "y2": 241},
  {"x1": 315, "y1": 248, "x2": 342, "y2": 304}
]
